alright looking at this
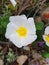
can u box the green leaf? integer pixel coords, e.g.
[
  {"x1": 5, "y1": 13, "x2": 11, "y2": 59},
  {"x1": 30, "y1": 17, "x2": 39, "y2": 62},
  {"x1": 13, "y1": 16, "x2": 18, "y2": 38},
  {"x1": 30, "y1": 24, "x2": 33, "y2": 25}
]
[
  {"x1": 42, "y1": 52, "x2": 49, "y2": 58},
  {"x1": 7, "y1": 52, "x2": 16, "y2": 62},
  {"x1": 0, "y1": 16, "x2": 9, "y2": 41},
  {"x1": 44, "y1": 43, "x2": 49, "y2": 52},
  {"x1": 1, "y1": 16, "x2": 9, "y2": 28},
  {"x1": 35, "y1": 22, "x2": 44, "y2": 41},
  {"x1": 35, "y1": 22, "x2": 44, "y2": 30}
]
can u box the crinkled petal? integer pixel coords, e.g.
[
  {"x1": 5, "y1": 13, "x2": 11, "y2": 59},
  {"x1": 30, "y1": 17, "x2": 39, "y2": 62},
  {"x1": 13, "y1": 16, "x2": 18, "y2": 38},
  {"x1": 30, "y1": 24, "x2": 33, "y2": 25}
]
[
  {"x1": 23, "y1": 34, "x2": 37, "y2": 46},
  {"x1": 22, "y1": 18, "x2": 36, "y2": 34},
  {"x1": 9, "y1": 33, "x2": 24, "y2": 48},
  {"x1": 28, "y1": 18, "x2": 36, "y2": 34},
  {"x1": 20, "y1": 15, "x2": 27, "y2": 19},
  {"x1": 5, "y1": 22, "x2": 18, "y2": 39},
  {"x1": 43, "y1": 35, "x2": 46, "y2": 41},
  {"x1": 9, "y1": 15, "x2": 27, "y2": 26},
  {"x1": 43, "y1": 35, "x2": 49, "y2": 46},
  {"x1": 45, "y1": 26, "x2": 49, "y2": 34},
  {"x1": 46, "y1": 42, "x2": 49, "y2": 47}
]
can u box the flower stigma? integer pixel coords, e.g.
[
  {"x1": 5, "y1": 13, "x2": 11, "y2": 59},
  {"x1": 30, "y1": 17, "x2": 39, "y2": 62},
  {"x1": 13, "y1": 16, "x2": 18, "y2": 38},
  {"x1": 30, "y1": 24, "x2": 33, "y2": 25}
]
[
  {"x1": 16, "y1": 26, "x2": 28, "y2": 37},
  {"x1": 45, "y1": 34, "x2": 49, "y2": 43}
]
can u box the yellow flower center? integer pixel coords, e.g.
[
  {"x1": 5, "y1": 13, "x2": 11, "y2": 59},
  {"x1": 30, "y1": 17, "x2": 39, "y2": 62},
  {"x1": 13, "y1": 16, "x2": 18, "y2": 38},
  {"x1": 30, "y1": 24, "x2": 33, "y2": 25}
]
[
  {"x1": 16, "y1": 26, "x2": 28, "y2": 37},
  {"x1": 45, "y1": 35, "x2": 49, "y2": 43}
]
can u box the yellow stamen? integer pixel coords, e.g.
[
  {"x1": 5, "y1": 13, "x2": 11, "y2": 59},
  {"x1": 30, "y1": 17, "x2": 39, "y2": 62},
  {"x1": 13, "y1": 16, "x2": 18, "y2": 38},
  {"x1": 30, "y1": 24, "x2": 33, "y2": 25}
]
[
  {"x1": 16, "y1": 26, "x2": 28, "y2": 37},
  {"x1": 45, "y1": 35, "x2": 49, "y2": 43}
]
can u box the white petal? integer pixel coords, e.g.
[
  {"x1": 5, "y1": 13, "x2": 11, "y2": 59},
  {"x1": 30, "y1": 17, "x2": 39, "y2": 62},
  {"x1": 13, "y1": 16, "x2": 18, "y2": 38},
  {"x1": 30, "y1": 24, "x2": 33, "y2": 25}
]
[
  {"x1": 43, "y1": 35, "x2": 46, "y2": 41},
  {"x1": 22, "y1": 22, "x2": 36, "y2": 35},
  {"x1": 46, "y1": 42, "x2": 49, "y2": 47},
  {"x1": 23, "y1": 34, "x2": 37, "y2": 46},
  {"x1": 10, "y1": 0, "x2": 17, "y2": 7},
  {"x1": 9, "y1": 34, "x2": 24, "y2": 48},
  {"x1": 28, "y1": 18, "x2": 36, "y2": 34},
  {"x1": 9, "y1": 15, "x2": 27, "y2": 26},
  {"x1": 43, "y1": 35, "x2": 49, "y2": 46},
  {"x1": 28, "y1": 17, "x2": 35, "y2": 25},
  {"x1": 5, "y1": 22, "x2": 18, "y2": 39},
  {"x1": 20, "y1": 15, "x2": 27, "y2": 20},
  {"x1": 45, "y1": 26, "x2": 49, "y2": 34}
]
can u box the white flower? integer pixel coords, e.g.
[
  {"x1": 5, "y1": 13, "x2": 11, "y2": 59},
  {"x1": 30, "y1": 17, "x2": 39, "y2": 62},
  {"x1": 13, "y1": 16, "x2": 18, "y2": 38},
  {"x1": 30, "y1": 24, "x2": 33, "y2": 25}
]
[
  {"x1": 43, "y1": 26, "x2": 49, "y2": 46},
  {"x1": 5, "y1": 15, "x2": 37, "y2": 48},
  {"x1": 10, "y1": 0, "x2": 17, "y2": 7}
]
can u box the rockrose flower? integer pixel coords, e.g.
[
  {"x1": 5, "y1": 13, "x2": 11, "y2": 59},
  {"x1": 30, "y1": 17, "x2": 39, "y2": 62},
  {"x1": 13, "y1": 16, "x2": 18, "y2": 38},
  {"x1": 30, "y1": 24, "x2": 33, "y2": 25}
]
[
  {"x1": 43, "y1": 26, "x2": 49, "y2": 46},
  {"x1": 5, "y1": 15, "x2": 37, "y2": 48}
]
